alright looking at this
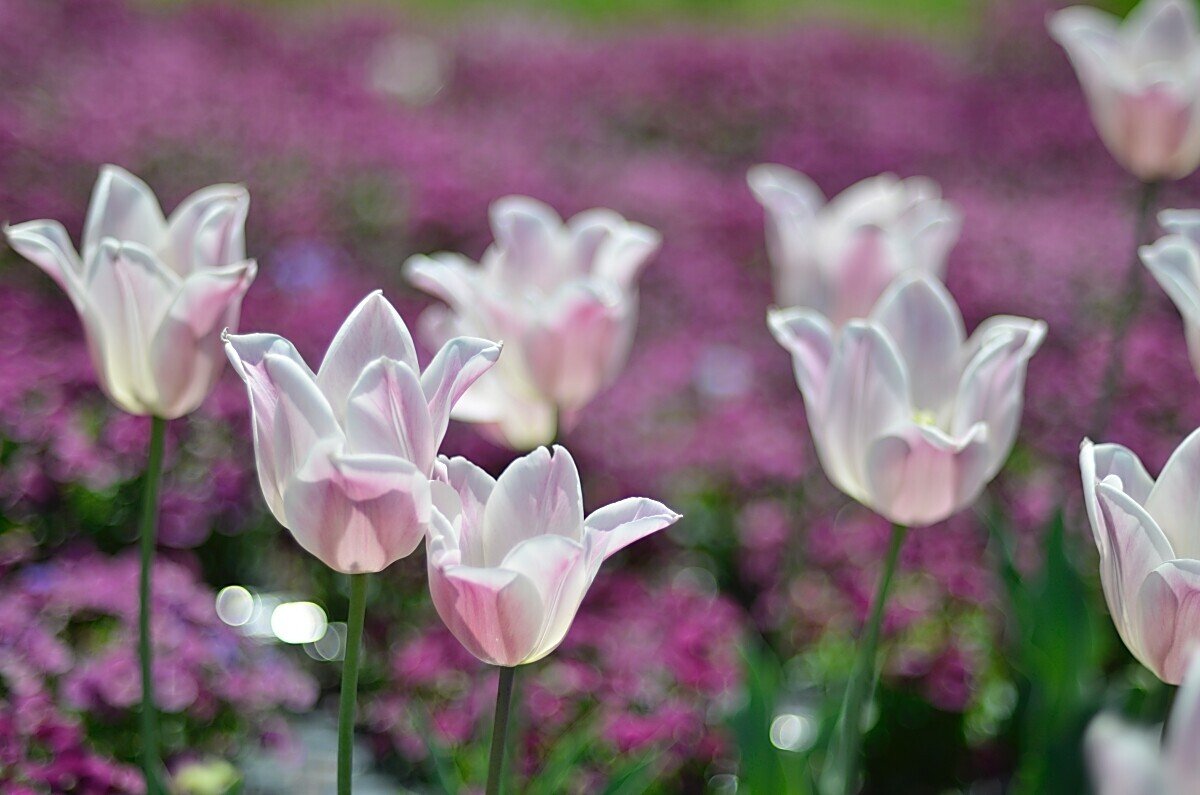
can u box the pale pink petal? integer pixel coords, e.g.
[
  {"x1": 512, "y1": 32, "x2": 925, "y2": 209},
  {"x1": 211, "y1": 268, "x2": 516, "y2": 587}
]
[
  {"x1": 747, "y1": 164, "x2": 826, "y2": 310},
  {"x1": 489, "y1": 195, "x2": 565, "y2": 287},
  {"x1": 427, "y1": 562, "x2": 544, "y2": 667},
  {"x1": 767, "y1": 308, "x2": 834, "y2": 410},
  {"x1": 282, "y1": 446, "x2": 430, "y2": 573},
  {"x1": 150, "y1": 261, "x2": 257, "y2": 419},
  {"x1": 1081, "y1": 439, "x2": 1157, "y2": 561},
  {"x1": 864, "y1": 422, "x2": 991, "y2": 526},
  {"x1": 1085, "y1": 714, "x2": 1164, "y2": 795},
  {"x1": 583, "y1": 497, "x2": 681, "y2": 580},
  {"x1": 583, "y1": 216, "x2": 661, "y2": 287},
  {"x1": 165, "y1": 183, "x2": 249, "y2": 275},
  {"x1": 437, "y1": 455, "x2": 496, "y2": 566},
  {"x1": 1159, "y1": 209, "x2": 1200, "y2": 245},
  {"x1": 1126, "y1": 0, "x2": 1199, "y2": 65},
  {"x1": 481, "y1": 446, "x2": 584, "y2": 565},
  {"x1": 1166, "y1": 652, "x2": 1200, "y2": 786},
  {"x1": 420, "y1": 336, "x2": 502, "y2": 448},
  {"x1": 344, "y1": 357, "x2": 435, "y2": 474},
  {"x1": 82, "y1": 165, "x2": 167, "y2": 259},
  {"x1": 828, "y1": 226, "x2": 909, "y2": 324},
  {"x1": 1135, "y1": 559, "x2": 1200, "y2": 683},
  {"x1": 263, "y1": 352, "x2": 343, "y2": 505},
  {"x1": 403, "y1": 252, "x2": 479, "y2": 309},
  {"x1": 1144, "y1": 427, "x2": 1200, "y2": 559},
  {"x1": 5, "y1": 220, "x2": 85, "y2": 304},
  {"x1": 498, "y1": 534, "x2": 589, "y2": 663},
  {"x1": 316, "y1": 291, "x2": 419, "y2": 416},
  {"x1": 1141, "y1": 236, "x2": 1200, "y2": 330}
]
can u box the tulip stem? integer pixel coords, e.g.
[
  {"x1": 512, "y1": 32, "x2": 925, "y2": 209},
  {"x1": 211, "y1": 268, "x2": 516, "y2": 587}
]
[
  {"x1": 338, "y1": 573, "x2": 368, "y2": 795},
  {"x1": 823, "y1": 522, "x2": 908, "y2": 795},
  {"x1": 486, "y1": 665, "x2": 519, "y2": 795},
  {"x1": 1090, "y1": 179, "x2": 1160, "y2": 437},
  {"x1": 138, "y1": 416, "x2": 166, "y2": 795}
]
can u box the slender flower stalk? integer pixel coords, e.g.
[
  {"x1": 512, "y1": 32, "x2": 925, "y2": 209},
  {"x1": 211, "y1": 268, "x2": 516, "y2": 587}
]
[
  {"x1": 1089, "y1": 180, "x2": 1160, "y2": 437},
  {"x1": 486, "y1": 666, "x2": 519, "y2": 795},
  {"x1": 137, "y1": 416, "x2": 167, "y2": 795},
  {"x1": 823, "y1": 523, "x2": 908, "y2": 795},
  {"x1": 337, "y1": 573, "x2": 368, "y2": 795}
]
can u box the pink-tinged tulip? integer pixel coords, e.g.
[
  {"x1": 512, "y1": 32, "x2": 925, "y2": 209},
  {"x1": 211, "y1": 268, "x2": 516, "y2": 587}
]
[
  {"x1": 1087, "y1": 653, "x2": 1200, "y2": 794},
  {"x1": 404, "y1": 196, "x2": 660, "y2": 450},
  {"x1": 5, "y1": 165, "x2": 257, "y2": 418},
  {"x1": 426, "y1": 445, "x2": 680, "y2": 666},
  {"x1": 769, "y1": 273, "x2": 1046, "y2": 526},
  {"x1": 224, "y1": 291, "x2": 501, "y2": 574},
  {"x1": 1081, "y1": 430, "x2": 1200, "y2": 684},
  {"x1": 747, "y1": 166, "x2": 960, "y2": 325},
  {"x1": 1049, "y1": 0, "x2": 1200, "y2": 181},
  {"x1": 1142, "y1": 210, "x2": 1200, "y2": 379}
]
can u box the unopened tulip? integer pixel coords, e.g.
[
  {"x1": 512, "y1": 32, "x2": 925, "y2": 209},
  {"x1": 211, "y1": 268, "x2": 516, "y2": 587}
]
[
  {"x1": 1081, "y1": 430, "x2": 1200, "y2": 684},
  {"x1": 224, "y1": 291, "x2": 500, "y2": 573},
  {"x1": 5, "y1": 165, "x2": 257, "y2": 418},
  {"x1": 747, "y1": 166, "x2": 960, "y2": 325},
  {"x1": 426, "y1": 445, "x2": 680, "y2": 666},
  {"x1": 1142, "y1": 210, "x2": 1200, "y2": 379},
  {"x1": 769, "y1": 273, "x2": 1046, "y2": 526},
  {"x1": 1087, "y1": 653, "x2": 1200, "y2": 794},
  {"x1": 1049, "y1": 0, "x2": 1200, "y2": 182},
  {"x1": 404, "y1": 196, "x2": 660, "y2": 450}
]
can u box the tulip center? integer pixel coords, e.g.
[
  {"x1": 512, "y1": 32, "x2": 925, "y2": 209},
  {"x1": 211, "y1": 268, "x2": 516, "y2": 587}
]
[{"x1": 912, "y1": 409, "x2": 939, "y2": 427}]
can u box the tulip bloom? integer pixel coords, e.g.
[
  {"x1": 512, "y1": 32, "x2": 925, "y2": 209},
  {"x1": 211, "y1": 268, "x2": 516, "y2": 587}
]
[
  {"x1": 426, "y1": 445, "x2": 680, "y2": 667},
  {"x1": 1142, "y1": 210, "x2": 1200, "y2": 379},
  {"x1": 1080, "y1": 431, "x2": 1200, "y2": 684},
  {"x1": 1049, "y1": 0, "x2": 1200, "y2": 182},
  {"x1": 747, "y1": 166, "x2": 960, "y2": 325},
  {"x1": 1087, "y1": 654, "x2": 1200, "y2": 794},
  {"x1": 6, "y1": 165, "x2": 257, "y2": 419},
  {"x1": 404, "y1": 196, "x2": 660, "y2": 450},
  {"x1": 224, "y1": 291, "x2": 500, "y2": 574},
  {"x1": 769, "y1": 273, "x2": 1046, "y2": 527}
]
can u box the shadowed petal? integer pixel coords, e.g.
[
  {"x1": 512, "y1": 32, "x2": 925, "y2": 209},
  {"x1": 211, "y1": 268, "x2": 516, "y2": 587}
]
[
  {"x1": 421, "y1": 336, "x2": 502, "y2": 448},
  {"x1": 482, "y1": 445, "x2": 584, "y2": 565},
  {"x1": 767, "y1": 308, "x2": 834, "y2": 410},
  {"x1": 427, "y1": 562, "x2": 544, "y2": 667},
  {"x1": 1135, "y1": 559, "x2": 1200, "y2": 683},
  {"x1": 864, "y1": 422, "x2": 991, "y2": 526},
  {"x1": 1144, "y1": 427, "x2": 1200, "y2": 559},
  {"x1": 1085, "y1": 714, "x2": 1164, "y2": 795},
  {"x1": 870, "y1": 273, "x2": 965, "y2": 412},
  {"x1": 344, "y1": 357, "x2": 434, "y2": 474},
  {"x1": 499, "y1": 534, "x2": 589, "y2": 663}
]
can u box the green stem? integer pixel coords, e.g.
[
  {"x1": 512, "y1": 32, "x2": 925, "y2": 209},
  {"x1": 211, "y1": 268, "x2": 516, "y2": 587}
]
[
  {"x1": 823, "y1": 523, "x2": 908, "y2": 795},
  {"x1": 338, "y1": 573, "x2": 369, "y2": 795},
  {"x1": 138, "y1": 416, "x2": 166, "y2": 795},
  {"x1": 1089, "y1": 179, "x2": 1160, "y2": 438},
  {"x1": 486, "y1": 665, "x2": 519, "y2": 795}
]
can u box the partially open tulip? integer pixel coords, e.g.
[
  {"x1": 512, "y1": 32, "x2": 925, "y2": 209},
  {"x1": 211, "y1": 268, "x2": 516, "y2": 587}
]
[
  {"x1": 404, "y1": 196, "x2": 660, "y2": 450},
  {"x1": 1049, "y1": 0, "x2": 1200, "y2": 182},
  {"x1": 1142, "y1": 210, "x2": 1200, "y2": 379},
  {"x1": 769, "y1": 273, "x2": 1046, "y2": 526},
  {"x1": 1081, "y1": 431, "x2": 1200, "y2": 684},
  {"x1": 426, "y1": 445, "x2": 680, "y2": 666},
  {"x1": 1087, "y1": 653, "x2": 1200, "y2": 794},
  {"x1": 224, "y1": 291, "x2": 500, "y2": 573},
  {"x1": 5, "y1": 165, "x2": 257, "y2": 418},
  {"x1": 747, "y1": 166, "x2": 960, "y2": 325}
]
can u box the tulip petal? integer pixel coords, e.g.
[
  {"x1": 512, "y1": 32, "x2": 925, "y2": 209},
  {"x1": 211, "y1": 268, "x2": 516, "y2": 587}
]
[
  {"x1": 264, "y1": 351, "x2": 343, "y2": 497},
  {"x1": 817, "y1": 322, "x2": 911, "y2": 502},
  {"x1": 954, "y1": 316, "x2": 1047, "y2": 476},
  {"x1": 1126, "y1": 0, "x2": 1199, "y2": 65},
  {"x1": 1141, "y1": 235, "x2": 1200, "y2": 326},
  {"x1": 870, "y1": 273, "x2": 965, "y2": 413},
  {"x1": 1048, "y1": 6, "x2": 1123, "y2": 75},
  {"x1": 1092, "y1": 481, "x2": 1175, "y2": 667},
  {"x1": 283, "y1": 446, "x2": 430, "y2": 573},
  {"x1": 489, "y1": 195, "x2": 566, "y2": 286},
  {"x1": 1144, "y1": 427, "x2": 1200, "y2": 560},
  {"x1": 767, "y1": 308, "x2": 834, "y2": 409},
  {"x1": 316, "y1": 291, "x2": 419, "y2": 417},
  {"x1": 165, "y1": 183, "x2": 249, "y2": 276},
  {"x1": 5, "y1": 220, "x2": 85, "y2": 303},
  {"x1": 586, "y1": 218, "x2": 661, "y2": 287},
  {"x1": 151, "y1": 261, "x2": 257, "y2": 418},
  {"x1": 404, "y1": 252, "x2": 479, "y2": 310},
  {"x1": 427, "y1": 562, "x2": 544, "y2": 667},
  {"x1": 437, "y1": 455, "x2": 497, "y2": 566},
  {"x1": 1160, "y1": 208, "x2": 1200, "y2": 245},
  {"x1": 82, "y1": 165, "x2": 167, "y2": 260},
  {"x1": 482, "y1": 445, "x2": 584, "y2": 565},
  {"x1": 1085, "y1": 714, "x2": 1164, "y2": 795},
  {"x1": 1165, "y1": 653, "x2": 1200, "y2": 787},
  {"x1": 499, "y1": 533, "x2": 589, "y2": 664},
  {"x1": 1081, "y1": 439, "x2": 1157, "y2": 557},
  {"x1": 344, "y1": 357, "x2": 434, "y2": 474},
  {"x1": 583, "y1": 497, "x2": 681, "y2": 580},
  {"x1": 1135, "y1": 559, "x2": 1200, "y2": 684},
  {"x1": 864, "y1": 422, "x2": 991, "y2": 526},
  {"x1": 747, "y1": 164, "x2": 826, "y2": 310},
  {"x1": 420, "y1": 336, "x2": 502, "y2": 448}
]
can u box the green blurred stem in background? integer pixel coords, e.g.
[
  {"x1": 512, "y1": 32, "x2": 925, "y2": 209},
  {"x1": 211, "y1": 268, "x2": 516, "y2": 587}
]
[
  {"x1": 339, "y1": 573, "x2": 369, "y2": 795},
  {"x1": 487, "y1": 665, "x2": 520, "y2": 795},
  {"x1": 138, "y1": 416, "x2": 167, "y2": 795},
  {"x1": 823, "y1": 522, "x2": 908, "y2": 795}
]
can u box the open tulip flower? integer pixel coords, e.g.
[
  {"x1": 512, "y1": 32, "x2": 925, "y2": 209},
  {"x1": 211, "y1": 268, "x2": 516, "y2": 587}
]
[
  {"x1": 1087, "y1": 653, "x2": 1200, "y2": 795},
  {"x1": 5, "y1": 164, "x2": 257, "y2": 419},
  {"x1": 1049, "y1": 0, "x2": 1200, "y2": 182},
  {"x1": 404, "y1": 196, "x2": 661, "y2": 450},
  {"x1": 426, "y1": 445, "x2": 681, "y2": 667},
  {"x1": 769, "y1": 273, "x2": 1046, "y2": 527},
  {"x1": 1142, "y1": 209, "x2": 1200, "y2": 380},
  {"x1": 747, "y1": 165, "x2": 960, "y2": 325},
  {"x1": 224, "y1": 291, "x2": 501, "y2": 574},
  {"x1": 1081, "y1": 431, "x2": 1200, "y2": 685}
]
